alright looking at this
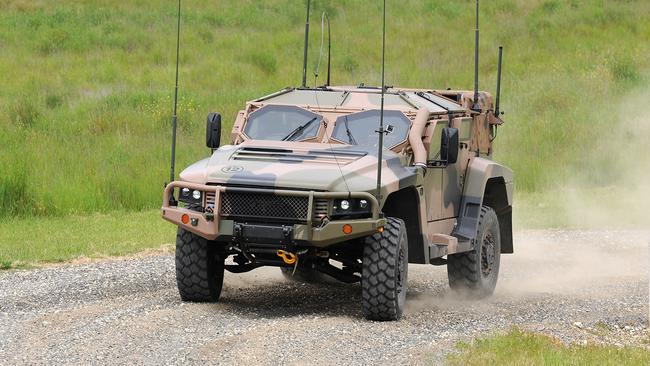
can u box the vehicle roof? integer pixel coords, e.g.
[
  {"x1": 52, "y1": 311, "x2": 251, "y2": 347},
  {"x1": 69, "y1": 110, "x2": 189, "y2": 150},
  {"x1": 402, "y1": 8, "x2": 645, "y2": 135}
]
[{"x1": 252, "y1": 86, "x2": 466, "y2": 114}]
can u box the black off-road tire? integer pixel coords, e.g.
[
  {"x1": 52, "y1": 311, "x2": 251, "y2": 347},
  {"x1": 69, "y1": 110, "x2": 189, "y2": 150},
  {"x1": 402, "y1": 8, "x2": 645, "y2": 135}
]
[
  {"x1": 447, "y1": 206, "x2": 501, "y2": 298},
  {"x1": 175, "y1": 227, "x2": 224, "y2": 302},
  {"x1": 361, "y1": 217, "x2": 408, "y2": 321}
]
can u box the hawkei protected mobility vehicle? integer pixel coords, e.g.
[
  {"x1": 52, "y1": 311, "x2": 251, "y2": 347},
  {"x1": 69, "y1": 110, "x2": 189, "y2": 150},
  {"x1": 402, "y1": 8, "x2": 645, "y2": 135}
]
[
  {"x1": 162, "y1": 85, "x2": 513, "y2": 321},
  {"x1": 161, "y1": 1, "x2": 512, "y2": 321}
]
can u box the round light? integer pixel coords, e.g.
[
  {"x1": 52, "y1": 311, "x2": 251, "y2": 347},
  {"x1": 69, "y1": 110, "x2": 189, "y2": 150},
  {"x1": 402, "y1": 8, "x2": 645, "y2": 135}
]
[
  {"x1": 192, "y1": 190, "x2": 201, "y2": 200},
  {"x1": 359, "y1": 199, "x2": 368, "y2": 209},
  {"x1": 181, "y1": 214, "x2": 190, "y2": 224},
  {"x1": 340, "y1": 200, "x2": 350, "y2": 210},
  {"x1": 342, "y1": 224, "x2": 353, "y2": 235},
  {"x1": 181, "y1": 188, "x2": 190, "y2": 196}
]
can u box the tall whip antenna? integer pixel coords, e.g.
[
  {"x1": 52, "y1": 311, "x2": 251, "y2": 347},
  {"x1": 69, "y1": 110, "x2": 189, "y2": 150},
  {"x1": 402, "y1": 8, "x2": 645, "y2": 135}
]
[
  {"x1": 494, "y1": 46, "x2": 503, "y2": 117},
  {"x1": 375, "y1": 0, "x2": 387, "y2": 201},
  {"x1": 471, "y1": 0, "x2": 481, "y2": 111},
  {"x1": 314, "y1": 12, "x2": 332, "y2": 87},
  {"x1": 326, "y1": 12, "x2": 331, "y2": 86},
  {"x1": 301, "y1": 0, "x2": 311, "y2": 88},
  {"x1": 169, "y1": 0, "x2": 182, "y2": 186}
]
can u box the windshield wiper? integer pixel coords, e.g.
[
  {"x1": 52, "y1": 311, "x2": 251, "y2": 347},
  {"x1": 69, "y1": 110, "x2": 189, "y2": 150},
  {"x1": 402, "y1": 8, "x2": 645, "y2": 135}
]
[
  {"x1": 281, "y1": 117, "x2": 318, "y2": 141},
  {"x1": 343, "y1": 116, "x2": 357, "y2": 145}
]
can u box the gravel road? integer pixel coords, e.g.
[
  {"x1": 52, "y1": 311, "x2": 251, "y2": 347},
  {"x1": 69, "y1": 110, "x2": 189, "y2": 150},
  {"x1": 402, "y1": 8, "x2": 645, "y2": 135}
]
[{"x1": 1, "y1": 230, "x2": 648, "y2": 365}]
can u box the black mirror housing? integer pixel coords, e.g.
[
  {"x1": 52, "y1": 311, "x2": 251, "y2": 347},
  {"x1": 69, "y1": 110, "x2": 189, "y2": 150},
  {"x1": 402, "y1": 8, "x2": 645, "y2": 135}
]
[
  {"x1": 441, "y1": 127, "x2": 459, "y2": 165},
  {"x1": 206, "y1": 112, "x2": 222, "y2": 149}
]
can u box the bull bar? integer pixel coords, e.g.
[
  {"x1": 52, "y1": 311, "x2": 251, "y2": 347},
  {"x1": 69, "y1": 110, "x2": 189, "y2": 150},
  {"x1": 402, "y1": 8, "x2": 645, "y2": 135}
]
[{"x1": 161, "y1": 181, "x2": 384, "y2": 244}]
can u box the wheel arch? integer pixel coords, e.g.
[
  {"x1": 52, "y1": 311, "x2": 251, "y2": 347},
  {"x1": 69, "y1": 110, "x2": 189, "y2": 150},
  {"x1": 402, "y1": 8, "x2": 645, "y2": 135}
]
[
  {"x1": 454, "y1": 158, "x2": 514, "y2": 253},
  {"x1": 483, "y1": 177, "x2": 513, "y2": 253},
  {"x1": 382, "y1": 186, "x2": 427, "y2": 263}
]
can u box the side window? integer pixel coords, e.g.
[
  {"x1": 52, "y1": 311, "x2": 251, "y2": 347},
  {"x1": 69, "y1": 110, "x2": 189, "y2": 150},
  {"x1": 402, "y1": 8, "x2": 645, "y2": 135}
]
[
  {"x1": 457, "y1": 117, "x2": 473, "y2": 141},
  {"x1": 428, "y1": 121, "x2": 448, "y2": 161}
]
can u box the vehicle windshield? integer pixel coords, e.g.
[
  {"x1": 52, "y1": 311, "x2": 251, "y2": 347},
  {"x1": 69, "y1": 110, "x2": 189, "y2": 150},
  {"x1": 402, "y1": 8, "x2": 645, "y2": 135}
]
[
  {"x1": 243, "y1": 105, "x2": 322, "y2": 141},
  {"x1": 331, "y1": 110, "x2": 411, "y2": 148}
]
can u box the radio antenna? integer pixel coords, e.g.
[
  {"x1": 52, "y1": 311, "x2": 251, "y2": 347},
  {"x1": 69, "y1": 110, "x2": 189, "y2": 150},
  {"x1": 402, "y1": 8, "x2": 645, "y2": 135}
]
[
  {"x1": 326, "y1": 12, "x2": 331, "y2": 86},
  {"x1": 314, "y1": 12, "x2": 331, "y2": 87},
  {"x1": 494, "y1": 46, "x2": 503, "y2": 117},
  {"x1": 375, "y1": 0, "x2": 387, "y2": 201},
  {"x1": 301, "y1": 0, "x2": 311, "y2": 88},
  {"x1": 168, "y1": 0, "x2": 182, "y2": 200},
  {"x1": 471, "y1": 0, "x2": 481, "y2": 111}
]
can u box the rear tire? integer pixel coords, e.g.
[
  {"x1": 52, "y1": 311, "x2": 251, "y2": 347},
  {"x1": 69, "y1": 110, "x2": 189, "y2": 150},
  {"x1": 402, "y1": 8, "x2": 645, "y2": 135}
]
[
  {"x1": 447, "y1": 206, "x2": 501, "y2": 298},
  {"x1": 361, "y1": 217, "x2": 408, "y2": 321},
  {"x1": 175, "y1": 227, "x2": 224, "y2": 302}
]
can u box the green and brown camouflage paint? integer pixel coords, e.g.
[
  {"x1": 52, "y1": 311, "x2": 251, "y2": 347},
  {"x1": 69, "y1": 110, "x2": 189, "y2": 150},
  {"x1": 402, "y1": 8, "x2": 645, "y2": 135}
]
[{"x1": 162, "y1": 86, "x2": 513, "y2": 263}]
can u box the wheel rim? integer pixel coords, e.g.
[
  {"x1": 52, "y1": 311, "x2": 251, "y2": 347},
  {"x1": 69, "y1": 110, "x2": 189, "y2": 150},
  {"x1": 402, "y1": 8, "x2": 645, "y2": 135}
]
[{"x1": 481, "y1": 230, "x2": 496, "y2": 277}]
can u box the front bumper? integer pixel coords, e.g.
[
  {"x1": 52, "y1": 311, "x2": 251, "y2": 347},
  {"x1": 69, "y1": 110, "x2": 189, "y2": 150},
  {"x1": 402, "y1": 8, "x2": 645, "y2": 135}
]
[{"x1": 161, "y1": 181, "x2": 385, "y2": 246}]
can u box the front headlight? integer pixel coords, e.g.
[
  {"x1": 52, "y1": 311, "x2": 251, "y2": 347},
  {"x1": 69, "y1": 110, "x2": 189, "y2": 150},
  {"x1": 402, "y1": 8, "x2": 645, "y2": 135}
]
[
  {"x1": 179, "y1": 187, "x2": 203, "y2": 205},
  {"x1": 332, "y1": 198, "x2": 371, "y2": 219}
]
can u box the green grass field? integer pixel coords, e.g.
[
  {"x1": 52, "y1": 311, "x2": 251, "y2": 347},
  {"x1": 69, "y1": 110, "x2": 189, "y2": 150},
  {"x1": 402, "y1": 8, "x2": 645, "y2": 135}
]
[
  {"x1": 446, "y1": 328, "x2": 650, "y2": 366},
  {"x1": 0, "y1": 210, "x2": 174, "y2": 269},
  {"x1": 1, "y1": 0, "x2": 649, "y2": 218}
]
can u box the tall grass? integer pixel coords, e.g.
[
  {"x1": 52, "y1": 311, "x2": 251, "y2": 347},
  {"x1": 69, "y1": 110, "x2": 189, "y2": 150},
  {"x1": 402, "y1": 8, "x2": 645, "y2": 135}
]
[{"x1": 0, "y1": 0, "x2": 648, "y2": 217}]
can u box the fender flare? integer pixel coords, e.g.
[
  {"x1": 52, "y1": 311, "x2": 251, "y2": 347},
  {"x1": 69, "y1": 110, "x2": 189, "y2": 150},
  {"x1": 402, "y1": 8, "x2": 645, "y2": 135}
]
[{"x1": 454, "y1": 157, "x2": 514, "y2": 252}]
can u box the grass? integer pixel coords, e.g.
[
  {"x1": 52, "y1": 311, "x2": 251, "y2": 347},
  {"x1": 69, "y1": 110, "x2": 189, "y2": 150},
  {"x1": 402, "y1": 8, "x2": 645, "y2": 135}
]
[
  {"x1": 0, "y1": 210, "x2": 174, "y2": 268},
  {"x1": 0, "y1": 0, "x2": 649, "y2": 217},
  {"x1": 446, "y1": 328, "x2": 650, "y2": 366}
]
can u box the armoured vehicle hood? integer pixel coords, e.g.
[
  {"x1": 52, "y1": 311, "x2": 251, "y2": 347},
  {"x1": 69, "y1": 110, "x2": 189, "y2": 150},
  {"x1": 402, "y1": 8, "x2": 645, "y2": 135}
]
[{"x1": 179, "y1": 140, "x2": 418, "y2": 194}]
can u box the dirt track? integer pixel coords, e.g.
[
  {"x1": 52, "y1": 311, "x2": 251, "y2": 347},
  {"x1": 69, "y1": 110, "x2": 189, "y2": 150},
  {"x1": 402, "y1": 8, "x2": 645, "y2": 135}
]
[{"x1": 1, "y1": 230, "x2": 648, "y2": 365}]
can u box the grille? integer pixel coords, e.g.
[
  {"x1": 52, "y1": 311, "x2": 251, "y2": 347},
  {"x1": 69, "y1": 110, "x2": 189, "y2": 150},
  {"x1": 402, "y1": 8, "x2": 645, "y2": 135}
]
[
  {"x1": 313, "y1": 198, "x2": 329, "y2": 219},
  {"x1": 220, "y1": 192, "x2": 309, "y2": 222},
  {"x1": 205, "y1": 191, "x2": 216, "y2": 208}
]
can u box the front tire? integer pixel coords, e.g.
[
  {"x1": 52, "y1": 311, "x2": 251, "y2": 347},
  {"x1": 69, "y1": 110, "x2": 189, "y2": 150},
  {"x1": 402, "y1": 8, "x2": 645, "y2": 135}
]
[
  {"x1": 362, "y1": 217, "x2": 408, "y2": 321},
  {"x1": 175, "y1": 227, "x2": 224, "y2": 302},
  {"x1": 447, "y1": 206, "x2": 501, "y2": 298}
]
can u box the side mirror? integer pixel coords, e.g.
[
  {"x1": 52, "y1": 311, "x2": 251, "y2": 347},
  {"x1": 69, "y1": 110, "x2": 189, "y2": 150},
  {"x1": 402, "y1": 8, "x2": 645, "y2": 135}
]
[
  {"x1": 206, "y1": 112, "x2": 221, "y2": 149},
  {"x1": 441, "y1": 127, "x2": 459, "y2": 165}
]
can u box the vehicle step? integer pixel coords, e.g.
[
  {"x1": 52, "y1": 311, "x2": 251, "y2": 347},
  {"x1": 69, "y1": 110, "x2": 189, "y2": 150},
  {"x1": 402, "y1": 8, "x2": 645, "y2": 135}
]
[
  {"x1": 428, "y1": 244, "x2": 448, "y2": 260},
  {"x1": 428, "y1": 234, "x2": 473, "y2": 261}
]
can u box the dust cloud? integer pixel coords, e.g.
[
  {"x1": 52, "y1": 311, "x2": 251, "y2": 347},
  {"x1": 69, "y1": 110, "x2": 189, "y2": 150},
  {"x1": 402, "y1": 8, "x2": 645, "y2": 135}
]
[
  {"x1": 496, "y1": 89, "x2": 650, "y2": 299},
  {"x1": 407, "y1": 90, "x2": 650, "y2": 311},
  {"x1": 404, "y1": 229, "x2": 648, "y2": 314},
  {"x1": 497, "y1": 230, "x2": 648, "y2": 295},
  {"x1": 559, "y1": 89, "x2": 650, "y2": 229}
]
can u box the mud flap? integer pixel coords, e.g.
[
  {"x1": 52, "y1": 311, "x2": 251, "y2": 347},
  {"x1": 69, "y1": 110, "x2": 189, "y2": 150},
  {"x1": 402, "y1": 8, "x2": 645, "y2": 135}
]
[{"x1": 453, "y1": 196, "x2": 482, "y2": 242}]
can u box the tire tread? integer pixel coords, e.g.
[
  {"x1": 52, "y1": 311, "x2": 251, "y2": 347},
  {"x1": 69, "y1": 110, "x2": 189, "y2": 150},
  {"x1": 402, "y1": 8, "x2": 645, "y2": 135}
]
[
  {"x1": 362, "y1": 217, "x2": 407, "y2": 321},
  {"x1": 175, "y1": 228, "x2": 224, "y2": 302}
]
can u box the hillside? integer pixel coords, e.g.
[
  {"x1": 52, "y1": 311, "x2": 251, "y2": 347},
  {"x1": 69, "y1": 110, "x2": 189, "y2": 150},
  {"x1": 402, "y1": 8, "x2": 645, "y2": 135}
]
[{"x1": 1, "y1": 0, "x2": 649, "y2": 216}]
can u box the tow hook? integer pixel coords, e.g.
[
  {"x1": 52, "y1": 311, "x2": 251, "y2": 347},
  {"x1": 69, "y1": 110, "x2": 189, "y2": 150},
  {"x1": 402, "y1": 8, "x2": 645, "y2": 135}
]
[{"x1": 276, "y1": 250, "x2": 297, "y2": 265}]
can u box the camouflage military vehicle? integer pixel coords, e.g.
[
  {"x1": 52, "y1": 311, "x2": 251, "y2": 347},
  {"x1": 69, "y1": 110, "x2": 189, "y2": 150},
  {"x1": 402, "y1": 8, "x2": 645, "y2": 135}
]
[{"x1": 162, "y1": 85, "x2": 513, "y2": 321}]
